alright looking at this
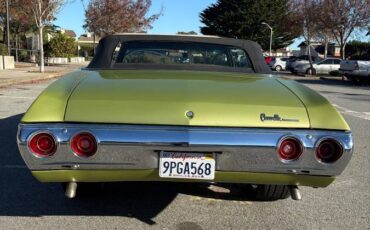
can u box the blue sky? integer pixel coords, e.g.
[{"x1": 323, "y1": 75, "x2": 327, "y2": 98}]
[
  {"x1": 54, "y1": 0, "x2": 366, "y2": 50},
  {"x1": 54, "y1": 0, "x2": 303, "y2": 49},
  {"x1": 55, "y1": 0, "x2": 217, "y2": 36}
]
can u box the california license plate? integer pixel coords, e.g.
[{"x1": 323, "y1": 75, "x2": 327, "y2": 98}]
[{"x1": 159, "y1": 152, "x2": 215, "y2": 180}]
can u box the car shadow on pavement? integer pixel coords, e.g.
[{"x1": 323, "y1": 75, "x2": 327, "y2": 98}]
[{"x1": 0, "y1": 114, "x2": 257, "y2": 225}]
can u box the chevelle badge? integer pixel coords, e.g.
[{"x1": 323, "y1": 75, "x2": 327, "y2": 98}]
[{"x1": 260, "y1": 113, "x2": 299, "y2": 122}]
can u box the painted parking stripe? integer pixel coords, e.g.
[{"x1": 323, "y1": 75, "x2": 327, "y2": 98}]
[{"x1": 333, "y1": 104, "x2": 370, "y2": 121}]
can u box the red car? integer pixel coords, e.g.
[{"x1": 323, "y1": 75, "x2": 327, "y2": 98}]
[{"x1": 264, "y1": 56, "x2": 273, "y2": 65}]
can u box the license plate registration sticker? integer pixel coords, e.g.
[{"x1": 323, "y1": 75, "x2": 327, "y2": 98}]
[{"x1": 159, "y1": 152, "x2": 215, "y2": 180}]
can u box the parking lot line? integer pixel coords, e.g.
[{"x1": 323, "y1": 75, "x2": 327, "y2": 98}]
[{"x1": 333, "y1": 104, "x2": 370, "y2": 121}]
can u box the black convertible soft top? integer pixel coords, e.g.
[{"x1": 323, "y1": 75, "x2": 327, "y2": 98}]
[{"x1": 87, "y1": 34, "x2": 271, "y2": 74}]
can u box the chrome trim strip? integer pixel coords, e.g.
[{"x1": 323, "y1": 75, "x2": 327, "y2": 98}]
[{"x1": 17, "y1": 123, "x2": 353, "y2": 176}]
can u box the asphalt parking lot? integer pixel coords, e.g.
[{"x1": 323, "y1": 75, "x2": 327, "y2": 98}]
[{"x1": 0, "y1": 77, "x2": 369, "y2": 229}]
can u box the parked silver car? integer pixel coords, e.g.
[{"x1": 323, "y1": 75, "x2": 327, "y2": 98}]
[
  {"x1": 269, "y1": 57, "x2": 288, "y2": 71},
  {"x1": 287, "y1": 55, "x2": 322, "y2": 73},
  {"x1": 294, "y1": 58, "x2": 341, "y2": 75},
  {"x1": 340, "y1": 60, "x2": 370, "y2": 84}
]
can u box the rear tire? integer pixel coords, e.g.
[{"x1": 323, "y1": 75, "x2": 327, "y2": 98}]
[
  {"x1": 306, "y1": 68, "x2": 316, "y2": 75},
  {"x1": 253, "y1": 184, "x2": 290, "y2": 201},
  {"x1": 275, "y1": 65, "x2": 282, "y2": 71}
]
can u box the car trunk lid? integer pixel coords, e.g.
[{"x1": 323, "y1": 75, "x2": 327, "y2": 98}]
[{"x1": 64, "y1": 70, "x2": 310, "y2": 128}]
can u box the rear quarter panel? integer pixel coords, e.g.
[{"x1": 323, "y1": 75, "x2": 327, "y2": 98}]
[
  {"x1": 277, "y1": 78, "x2": 350, "y2": 131},
  {"x1": 21, "y1": 71, "x2": 87, "y2": 122}
]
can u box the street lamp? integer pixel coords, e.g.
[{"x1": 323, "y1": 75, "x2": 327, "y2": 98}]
[
  {"x1": 6, "y1": 0, "x2": 10, "y2": 55},
  {"x1": 261, "y1": 22, "x2": 273, "y2": 56}
]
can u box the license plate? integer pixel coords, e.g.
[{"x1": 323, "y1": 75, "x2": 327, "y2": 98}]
[{"x1": 159, "y1": 152, "x2": 215, "y2": 180}]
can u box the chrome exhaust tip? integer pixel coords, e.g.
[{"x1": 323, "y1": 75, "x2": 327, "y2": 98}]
[
  {"x1": 289, "y1": 185, "x2": 302, "y2": 200},
  {"x1": 65, "y1": 182, "x2": 78, "y2": 199}
]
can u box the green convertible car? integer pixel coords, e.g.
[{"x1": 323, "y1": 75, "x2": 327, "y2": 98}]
[{"x1": 17, "y1": 34, "x2": 353, "y2": 201}]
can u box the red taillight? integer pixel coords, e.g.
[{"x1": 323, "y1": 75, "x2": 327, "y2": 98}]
[
  {"x1": 316, "y1": 139, "x2": 343, "y2": 163},
  {"x1": 278, "y1": 138, "x2": 303, "y2": 161},
  {"x1": 71, "y1": 132, "x2": 97, "y2": 158},
  {"x1": 28, "y1": 133, "x2": 57, "y2": 157}
]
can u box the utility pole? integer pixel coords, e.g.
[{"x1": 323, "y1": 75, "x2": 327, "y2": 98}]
[
  {"x1": 261, "y1": 22, "x2": 273, "y2": 56},
  {"x1": 93, "y1": 32, "x2": 96, "y2": 56},
  {"x1": 77, "y1": 39, "x2": 80, "y2": 57},
  {"x1": 6, "y1": 0, "x2": 10, "y2": 55}
]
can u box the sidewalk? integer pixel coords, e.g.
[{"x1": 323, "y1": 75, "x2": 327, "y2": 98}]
[{"x1": 0, "y1": 62, "x2": 88, "y2": 88}]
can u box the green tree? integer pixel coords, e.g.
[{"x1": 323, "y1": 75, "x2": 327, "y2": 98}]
[
  {"x1": 30, "y1": 0, "x2": 68, "y2": 72},
  {"x1": 346, "y1": 40, "x2": 370, "y2": 60},
  {"x1": 200, "y1": 0, "x2": 301, "y2": 50},
  {"x1": 46, "y1": 32, "x2": 76, "y2": 57},
  {"x1": 0, "y1": 43, "x2": 8, "y2": 55}
]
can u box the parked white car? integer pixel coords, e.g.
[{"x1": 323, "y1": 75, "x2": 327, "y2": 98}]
[
  {"x1": 269, "y1": 57, "x2": 288, "y2": 71},
  {"x1": 294, "y1": 58, "x2": 341, "y2": 75},
  {"x1": 288, "y1": 55, "x2": 322, "y2": 73},
  {"x1": 340, "y1": 60, "x2": 370, "y2": 84}
]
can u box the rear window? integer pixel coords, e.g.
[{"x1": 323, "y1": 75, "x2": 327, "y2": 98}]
[
  {"x1": 114, "y1": 41, "x2": 252, "y2": 69},
  {"x1": 298, "y1": 55, "x2": 322, "y2": 62},
  {"x1": 321, "y1": 59, "x2": 333, "y2": 64},
  {"x1": 333, "y1": 59, "x2": 341, "y2": 64}
]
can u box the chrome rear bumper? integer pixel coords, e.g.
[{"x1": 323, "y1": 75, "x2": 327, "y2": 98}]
[{"x1": 17, "y1": 123, "x2": 353, "y2": 176}]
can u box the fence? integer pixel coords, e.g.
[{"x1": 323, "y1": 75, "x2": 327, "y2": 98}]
[{"x1": 10, "y1": 48, "x2": 86, "y2": 64}]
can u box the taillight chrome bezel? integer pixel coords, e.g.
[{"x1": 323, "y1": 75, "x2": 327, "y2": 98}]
[
  {"x1": 27, "y1": 131, "x2": 58, "y2": 158},
  {"x1": 70, "y1": 131, "x2": 98, "y2": 159},
  {"x1": 277, "y1": 136, "x2": 304, "y2": 163},
  {"x1": 315, "y1": 137, "x2": 344, "y2": 164}
]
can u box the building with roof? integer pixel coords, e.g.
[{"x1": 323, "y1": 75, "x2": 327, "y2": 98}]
[
  {"x1": 297, "y1": 41, "x2": 340, "y2": 58},
  {"x1": 78, "y1": 32, "x2": 100, "y2": 45},
  {"x1": 26, "y1": 28, "x2": 78, "y2": 51},
  {"x1": 61, "y1": 29, "x2": 77, "y2": 39}
]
